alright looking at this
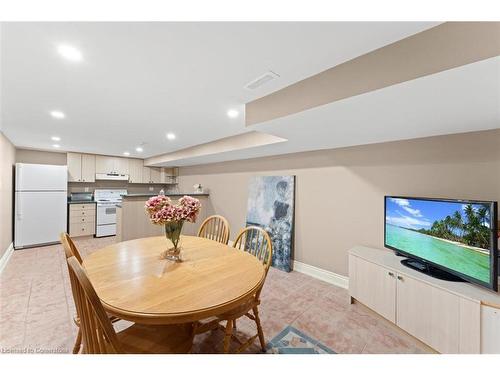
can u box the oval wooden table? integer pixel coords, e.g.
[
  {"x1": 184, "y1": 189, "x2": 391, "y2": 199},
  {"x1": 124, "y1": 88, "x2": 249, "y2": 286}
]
[{"x1": 83, "y1": 235, "x2": 266, "y2": 325}]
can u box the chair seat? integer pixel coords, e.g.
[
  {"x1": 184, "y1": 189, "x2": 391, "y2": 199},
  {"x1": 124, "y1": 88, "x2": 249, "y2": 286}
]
[{"x1": 116, "y1": 323, "x2": 194, "y2": 354}]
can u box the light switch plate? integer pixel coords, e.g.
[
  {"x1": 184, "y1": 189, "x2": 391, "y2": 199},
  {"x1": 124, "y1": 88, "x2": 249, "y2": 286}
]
[
  {"x1": 84, "y1": 187, "x2": 89, "y2": 192},
  {"x1": 149, "y1": 186, "x2": 154, "y2": 191}
]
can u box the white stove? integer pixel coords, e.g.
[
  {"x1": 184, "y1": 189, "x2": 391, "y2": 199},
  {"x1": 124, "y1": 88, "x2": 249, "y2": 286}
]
[{"x1": 94, "y1": 189, "x2": 127, "y2": 237}]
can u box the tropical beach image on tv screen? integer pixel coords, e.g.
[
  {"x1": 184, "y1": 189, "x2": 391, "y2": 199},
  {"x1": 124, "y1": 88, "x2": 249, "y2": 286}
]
[{"x1": 385, "y1": 197, "x2": 493, "y2": 284}]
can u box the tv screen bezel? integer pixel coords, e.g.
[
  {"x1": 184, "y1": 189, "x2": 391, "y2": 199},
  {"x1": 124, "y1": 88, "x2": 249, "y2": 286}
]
[{"x1": 384, "y1": 195, "x2": 498, "y2": 292}]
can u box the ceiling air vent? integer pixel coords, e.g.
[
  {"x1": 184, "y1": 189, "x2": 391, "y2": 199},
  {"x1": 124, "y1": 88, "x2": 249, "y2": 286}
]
[{"x1": 244, "y1": 71, "x2": 280, "y2": 90}]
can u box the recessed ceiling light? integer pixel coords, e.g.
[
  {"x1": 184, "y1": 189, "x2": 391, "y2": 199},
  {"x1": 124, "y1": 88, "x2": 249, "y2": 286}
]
[
  {"x1": 166, "y1": 133, "x2": 176, "y2": 140},
  {"x1": 50, "y1": 110, "x2": 65, "y2": 119},
  {"x1": 135, "y1": 147, "x2": 143, "y2": 153},
  {"x1": 57, "y1": 44, "x2": 83, "y2": 62},
  {"x1": 123, "y1": 152, "x2": 130, "y2": 156},
  {"x1": 227, "y1": 109, "x2": 239, "y2": 119},
  {"x1": 51, "y1": 136, "x2": 61, "y2": 141},
  {"x1": 52, "y1": 144, "x2": 60, "y2": 148}
]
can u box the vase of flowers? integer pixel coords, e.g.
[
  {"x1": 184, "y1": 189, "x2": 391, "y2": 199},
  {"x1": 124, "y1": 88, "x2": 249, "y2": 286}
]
[{"x1": 145, "y1": 194, "x2": 201, "y2": 261}]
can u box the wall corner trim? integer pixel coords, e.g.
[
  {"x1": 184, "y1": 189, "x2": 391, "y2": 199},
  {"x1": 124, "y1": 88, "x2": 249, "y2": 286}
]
[
  {"x1": 0, "y1": 243, "x2": 14, "y2": 274},
  {"x1": 293, "y1": 260, "x2": 349, "y2": 289}
]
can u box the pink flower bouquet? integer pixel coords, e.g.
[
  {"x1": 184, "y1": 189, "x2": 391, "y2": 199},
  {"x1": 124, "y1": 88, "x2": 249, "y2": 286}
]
[{"x1": 145, "y1": 194, "x2": 201, "y2": 261}]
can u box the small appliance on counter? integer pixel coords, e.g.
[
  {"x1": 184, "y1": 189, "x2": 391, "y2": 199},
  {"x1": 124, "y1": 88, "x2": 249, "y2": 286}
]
[
  {"x1": 94, "y1": 189, "x2": 127, "y2": 237},
  {"x1": 69, "y1": 192, "x2": 94, "y2": 202},
  {"x1": 193, "y1": 184, "x2": 204, "y2": 194},
  {"x1": 14, "y1": 163, "x2": 68, "y2": 249}
]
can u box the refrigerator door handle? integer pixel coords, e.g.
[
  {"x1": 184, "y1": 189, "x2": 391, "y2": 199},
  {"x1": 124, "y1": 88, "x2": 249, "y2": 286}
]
[{"x1": 16, "y1": 195, "x2": 22, "y2": 220}]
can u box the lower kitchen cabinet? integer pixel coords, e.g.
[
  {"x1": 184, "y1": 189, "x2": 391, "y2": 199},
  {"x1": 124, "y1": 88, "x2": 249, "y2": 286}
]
[{"x1": 68, "y1": 203, "x2": 96, "y2": 237}]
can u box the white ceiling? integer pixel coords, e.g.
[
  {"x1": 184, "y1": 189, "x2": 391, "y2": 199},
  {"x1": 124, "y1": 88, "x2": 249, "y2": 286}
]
[
  {"x1": 1, "y1": 22, "x2": 440, "y2": 158},
  {"x1": 156, "y1": 56, "x2": 500, "y2": 166}
]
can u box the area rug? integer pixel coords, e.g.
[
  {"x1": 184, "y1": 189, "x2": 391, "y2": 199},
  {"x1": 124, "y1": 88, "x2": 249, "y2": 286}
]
[{"x1": 266, "y1": 326, "x2": 335, "y2": 354}]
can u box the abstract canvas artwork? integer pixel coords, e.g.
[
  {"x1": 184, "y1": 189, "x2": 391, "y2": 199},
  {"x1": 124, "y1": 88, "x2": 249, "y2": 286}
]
[{"x1": 246, "y1": 175, "x2": 295, "y2": 272}]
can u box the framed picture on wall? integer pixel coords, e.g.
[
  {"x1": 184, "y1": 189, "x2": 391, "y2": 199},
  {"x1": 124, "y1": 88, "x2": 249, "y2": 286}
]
[{"x1": 245, "y1": 175, "x2": 296, "y2": 272}]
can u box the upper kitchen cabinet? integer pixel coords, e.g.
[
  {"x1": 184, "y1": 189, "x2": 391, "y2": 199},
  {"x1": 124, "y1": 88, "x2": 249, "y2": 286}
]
[
  {"x1": 95, "y1": 155, "x2": 114, "y2": 174},
  {"x1": 142, "y1": 166, "x2": 162, "y2": 184},
  {"x1": 128, "y1": 159, "x2": 143, "y2": 183},
  {"x1": 115, "y1": 157, "x2": 130, "y2": 175},
  {"x1": 95, "y1": 155, "x2": 129, "y2": 175},
  {"x1": 161, "y1": 167, "x2": 179, "y2": 184},
  {"x1": 81, "y1": 154, "x2": 96, "y2": 182},
  {"x1": 67, "y1": 153, "x2": 96, "y2": 182},
  {"x1": 67, "y1": 153, "x2": 81, "y2": 182},
  {"x1": 150, "y1": 167, "x2": 161, "y2": 183}
]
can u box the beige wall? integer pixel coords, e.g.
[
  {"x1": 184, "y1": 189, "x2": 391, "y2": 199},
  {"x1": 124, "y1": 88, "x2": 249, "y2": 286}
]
[
  {"x1": 0, "y1": 132, "x2": 16, "y2": 257},
  {"x1": 178, "y1": 130, "x2": 500, "y2": 277}
]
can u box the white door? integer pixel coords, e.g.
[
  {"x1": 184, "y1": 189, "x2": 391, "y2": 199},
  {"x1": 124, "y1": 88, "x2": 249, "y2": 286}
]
[
  {"x1": 15, "y1": 191, "x2": 67, "y2": 248},
  {"x1": 16, "y1": 163, "x2": 67, "y2": 191}
]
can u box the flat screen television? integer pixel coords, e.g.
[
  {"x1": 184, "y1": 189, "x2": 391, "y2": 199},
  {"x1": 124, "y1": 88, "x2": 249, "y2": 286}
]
[{"x1": 384, "y1": 196, "x2": 498, "y2": 292}]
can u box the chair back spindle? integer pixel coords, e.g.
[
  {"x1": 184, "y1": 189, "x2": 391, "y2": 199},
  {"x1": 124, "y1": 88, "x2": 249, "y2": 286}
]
[
  {"x1": 233, "y1": 226, "x2": 273, "y2": 273},
  {"x1": 197, "y1": 215, "x2": 230, "y2": 245}
]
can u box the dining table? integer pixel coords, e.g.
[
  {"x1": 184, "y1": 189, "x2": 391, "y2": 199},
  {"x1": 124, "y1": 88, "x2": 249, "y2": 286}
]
[{"x1": 83, "y1": 235, "x2": 266, "y2": 325}]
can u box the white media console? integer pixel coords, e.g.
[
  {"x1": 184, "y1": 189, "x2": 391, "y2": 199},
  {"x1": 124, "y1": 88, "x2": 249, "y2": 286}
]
[{"x1": 348, "y1": 246, "x2": 500, "y2": 354}]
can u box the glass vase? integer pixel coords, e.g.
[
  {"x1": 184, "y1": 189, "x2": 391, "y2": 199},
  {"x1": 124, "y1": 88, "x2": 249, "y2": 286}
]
[{"x1": 162, "y1": 220, "x2": 184, "y2": 262}]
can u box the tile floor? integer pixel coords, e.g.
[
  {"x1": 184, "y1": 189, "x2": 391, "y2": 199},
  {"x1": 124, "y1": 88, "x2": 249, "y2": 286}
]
[{"x1": 0, "y1": 236, "x2": 433, "y2": 354}]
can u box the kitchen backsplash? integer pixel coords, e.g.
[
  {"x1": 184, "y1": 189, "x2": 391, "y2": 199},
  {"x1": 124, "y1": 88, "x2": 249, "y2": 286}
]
[{"x1": 68, "y1": 180, "x2": 179, "y2": 196}]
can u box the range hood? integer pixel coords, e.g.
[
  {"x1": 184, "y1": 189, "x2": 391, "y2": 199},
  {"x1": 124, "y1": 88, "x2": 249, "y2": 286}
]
[{"x1": 95, "y1": 173, "x2": 129, "y2": 181}]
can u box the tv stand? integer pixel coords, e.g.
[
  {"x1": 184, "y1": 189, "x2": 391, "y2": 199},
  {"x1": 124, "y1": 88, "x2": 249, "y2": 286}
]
[
  {"x1": 348, "y1": 246, "x2": 500, "y2": 354},
  {"x1": 400, "y1": 258, "x2": 464, "y2": 282}
]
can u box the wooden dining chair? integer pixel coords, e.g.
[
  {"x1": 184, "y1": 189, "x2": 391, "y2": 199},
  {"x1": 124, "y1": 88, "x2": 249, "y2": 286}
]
[
  {"x1": 60, "y1": 232, "x2": 120, "y2": 354},
  {"x1": 196, "y1": 226, "x2": 273, "y2": 353},
  {"x1": 197, "y1": 215, "x2": 230, "y2": 245},
  {"x1": 66, "y1": 256, "x2": 196, "y2": 354}
]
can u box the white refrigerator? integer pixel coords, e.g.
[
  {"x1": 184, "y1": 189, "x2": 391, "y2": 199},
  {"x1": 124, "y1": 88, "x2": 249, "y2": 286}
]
[{"x1": 14, "y1": 163, "x2": 68, "y2": 249}]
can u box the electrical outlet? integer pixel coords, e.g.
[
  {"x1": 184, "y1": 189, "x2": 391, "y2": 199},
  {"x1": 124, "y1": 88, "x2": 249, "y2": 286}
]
[
  {"x1": 84, "y1": 187, "x2": 89, "y2": 192},
  {"x1": 149, "y1": 186, "x2": 154, "y2": 191}
]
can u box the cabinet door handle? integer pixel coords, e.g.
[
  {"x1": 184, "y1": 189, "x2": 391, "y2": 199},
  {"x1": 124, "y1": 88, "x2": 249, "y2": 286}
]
[
  {"x1": 397, "y1": 275, "x2": 404, "y2": 281},
  {"x1": 388, "y1": 272, "x2": 395, "y2": 277}
]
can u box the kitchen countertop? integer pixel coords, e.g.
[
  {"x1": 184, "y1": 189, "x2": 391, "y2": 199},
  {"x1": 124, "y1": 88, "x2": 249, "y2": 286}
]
[{"x1": 121, "y1": 193, "x2": 209, "y2": 198}]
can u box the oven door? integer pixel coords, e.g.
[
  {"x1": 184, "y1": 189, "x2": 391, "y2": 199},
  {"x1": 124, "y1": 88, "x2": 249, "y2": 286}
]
[{"x1": 97, "y1": 203, "x2": 117, "y2": 225}]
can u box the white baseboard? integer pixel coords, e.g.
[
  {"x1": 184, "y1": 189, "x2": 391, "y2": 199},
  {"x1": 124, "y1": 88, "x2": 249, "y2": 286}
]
[
  {"x1": 293, "y1": 260, "x2": 349, "y2": 289},
  {"x1": 0, "y1": 242, "x2": 14, "y2": 274}
]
